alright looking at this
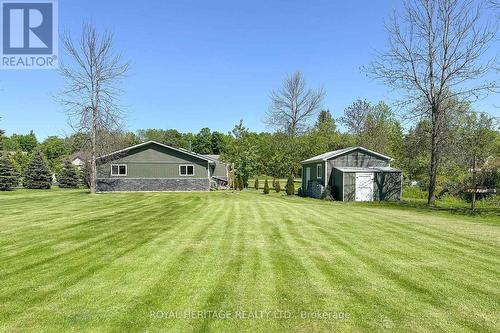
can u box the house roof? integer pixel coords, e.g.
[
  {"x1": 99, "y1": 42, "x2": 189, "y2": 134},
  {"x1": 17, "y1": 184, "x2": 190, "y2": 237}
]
[
  {"x1": 69, "y1": 151, "x2": 90, "y2": 162},
  {"x1": 334, "y1": 166, "x2": 401, "y2": 173},
  {"x1": 96, "y1": 141, "x2": 215, "y2": 163},
  {"x1": 202, "y1": 154, "x2": 221, "y2": 162},
  {"x1": 301, "y1": 146, "x2": 393, "y2": 164}
]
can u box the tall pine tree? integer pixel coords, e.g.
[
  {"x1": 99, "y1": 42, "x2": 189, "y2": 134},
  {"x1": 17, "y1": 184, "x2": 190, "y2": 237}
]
[
  {"x1": 0, "y1": 153, "x2": 19, "y2": 191},
  {"x1": 57, "y1": 160, "x2": 79, "y2": 188},
  {"x1": 23, "y1": 150, "x2": 52, "y2": 189},
  {"x1": 0, "y1": 119, "x2": 5, "y2": 151}
]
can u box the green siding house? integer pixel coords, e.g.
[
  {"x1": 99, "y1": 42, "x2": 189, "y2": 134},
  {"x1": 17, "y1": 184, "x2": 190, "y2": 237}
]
[
  {"x1": 301, "y1": 147, "x2": 402, "y2": 201},
  {"x1": 96, "y1": 141, "x2": 228, "y2": 192}
]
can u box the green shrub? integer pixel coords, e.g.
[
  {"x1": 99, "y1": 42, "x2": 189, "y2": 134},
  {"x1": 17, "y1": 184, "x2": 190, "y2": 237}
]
[
  {"x1": 57, "y1": 160, "x2": 79, "y2": 188},
  {"x1": 238, "y1": 176, "x2": 244, "y2": 191},
  {"x1": 403, "y1": 186, "x2": 427, "y2": 199},
  {"x1": 80, "y1": 162, "x2": 91, "y2": 188},
  {"x1": 286, "y1": 175, "x2": 294, "y2": 195},
  {"x1": 233, "y1": 177, "x2": 239, "y2": 190},
  {"x1": 263, "y1": 179, "x2": 270, "y2": 194},
  {"x1": 274, "y1": 180, "x2": 281, "y2": 193},
  {"x1": 0, "y1": 153, "x2": 19, "y2": 191},
  {"x1": 23, "y1": 150, "x2": 52, "y2": 189},
  {"x1": 254, "y1": 178, "x2": 259, "y2": 190},
  {"x1": 11, "y1": 150, "x2": 29, "y2": 176}
]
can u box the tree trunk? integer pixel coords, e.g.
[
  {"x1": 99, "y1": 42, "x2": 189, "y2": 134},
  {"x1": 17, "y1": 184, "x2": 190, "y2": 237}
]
[
  {"x1": 90, "y1": 106, "x2": 97, "y2": 194},
  {"x1": 427, "y1": 109, "x2": 439, "y2": 205}
]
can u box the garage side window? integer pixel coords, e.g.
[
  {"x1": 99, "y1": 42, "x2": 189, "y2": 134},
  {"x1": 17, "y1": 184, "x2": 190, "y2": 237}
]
[
  {"x1": 180, "y1": 164, "x2": 194, "y2": 176},
  {"x1": 317, "y1": 164, "x2": 322, "y2": 179},
  {"x1": 111, "y1": 164, "x2": 127, "y2": 176}
]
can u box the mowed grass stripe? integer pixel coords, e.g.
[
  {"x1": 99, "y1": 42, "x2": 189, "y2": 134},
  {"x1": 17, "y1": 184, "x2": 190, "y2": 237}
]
[
  {"x1": 295, "y1": 200, "x2": 500, "y2": 268},
  {"x1": 109, "y1": 195, "x2": 235, "y2": 332},
  {"x1": 0, "y1": 195, "x2": 200, "y2": 277},
  {"x1": 272, "y1": 198, "x2": 499, "y2": 331},
  {"x1": 0, "y1": 190, "x2": 498, "y2": 332},
  {"x1": 0, "y1": 193, "x2": 181, "y2": 257},
  {"x1": 261, "y1": 198, "x2": 402, "y2": 331},
  {"x1": 0, "y1": 195, "x2": 207, "y2": 330}
]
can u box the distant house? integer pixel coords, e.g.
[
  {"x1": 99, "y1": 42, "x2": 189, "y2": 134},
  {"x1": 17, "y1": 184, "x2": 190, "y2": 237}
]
[
  {"x1": 301, "y1": 147, "x2": 402, "y2": 201},
  {"x1": 95, "y1": 141, "x2": 228, "y2": 192},
  {"x1": 69, "y1": 152, "x2": 89, "y2": 168}
]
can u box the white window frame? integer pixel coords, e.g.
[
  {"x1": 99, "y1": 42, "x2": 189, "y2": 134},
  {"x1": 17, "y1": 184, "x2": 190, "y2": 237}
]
[
  {"x1": 179, "y1": 164, "x2": 195, "y2": 176},
  {"x1": 111, "y1": 164, "x2": 127, "y2": 176},
  {"x1": 317, "y1": 164, "x2": 322, "y2": 179}
]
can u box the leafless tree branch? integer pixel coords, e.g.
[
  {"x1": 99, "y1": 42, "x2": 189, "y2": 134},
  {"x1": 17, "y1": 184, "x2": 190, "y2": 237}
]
[
  {"x1": 56, "y1": 23, "x2": 130, "y2": 193},
  {"x1": 265, "y1": 71, "x2": 325, "y2": 136},
  {"x1": 364, "y1": 0, "x2": 497, "y2": 204}
]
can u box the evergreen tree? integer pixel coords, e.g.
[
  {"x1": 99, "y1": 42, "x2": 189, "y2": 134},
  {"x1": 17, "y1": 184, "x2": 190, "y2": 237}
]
[
  {"x1": 286, "y1": 175, "x2": 295, "y2": 195},
  {"x1": 274, "y1": 180, "x2": 281, "y2": 193},
  {"x1": 0, "y1": 120, "x2": 5, "y2": 151},
  {"x1": 0, "y1": 153, "x2": 19, "y2": 191},
  {"x1": 23, "y1": 150, "x2": 52, "y2": 189},
  {"x1": 263, "y1": 179, "x2": 270, "y2": 194},
  {"x1": 81, "y1": 161, "x2": 91, "y2": 188},
  {"x1": 233, "y1": 176, "x2": 239, "y2": 191},
  {"x1": 254, "y1": 178, "x2": 259, "y2": 190},
  {"x1": 57, "y1": 160, "x2": 79, "y2": 188}
]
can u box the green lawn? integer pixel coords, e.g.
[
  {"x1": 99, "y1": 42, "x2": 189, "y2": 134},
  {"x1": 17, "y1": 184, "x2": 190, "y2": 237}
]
[{"x1": 0, "y1": 189, "x2": 499, "y2": 332}]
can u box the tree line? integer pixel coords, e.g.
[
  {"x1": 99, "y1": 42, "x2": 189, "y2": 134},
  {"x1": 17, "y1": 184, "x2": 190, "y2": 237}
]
[
  {"x1": 1, "y1": 95, "x2": 498, "y2": 200},
  {"x1": 0, "y1": 0, "x2": 498, "y2": 206}
]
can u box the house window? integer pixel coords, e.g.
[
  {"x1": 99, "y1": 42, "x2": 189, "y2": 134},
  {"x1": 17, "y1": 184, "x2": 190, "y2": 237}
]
[
  {"x1": 111, "y1": 164, "x2": 127, "y2": 176},
  {"x1": 317, "y1": 164, "x2": 322, "y2": 179},
  {"x1": 179, "y1": 164, "x2": 194, "y2": 176}
]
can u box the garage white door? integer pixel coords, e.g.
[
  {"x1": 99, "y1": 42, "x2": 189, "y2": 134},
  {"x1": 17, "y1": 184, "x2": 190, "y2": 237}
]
[{"x1": 355, "y1": 173, "x2": 374, "y2": 201}]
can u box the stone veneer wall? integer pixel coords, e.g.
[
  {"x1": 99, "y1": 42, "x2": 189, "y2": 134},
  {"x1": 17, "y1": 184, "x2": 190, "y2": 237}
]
[{"x1": 97, "y1": 178, "x2": 210, "y2": 192}]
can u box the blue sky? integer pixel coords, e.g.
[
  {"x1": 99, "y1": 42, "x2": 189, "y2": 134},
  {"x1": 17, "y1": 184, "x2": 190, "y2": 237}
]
[{"x1": 0, "y1": 0, "x2": 498, "y2": 139}]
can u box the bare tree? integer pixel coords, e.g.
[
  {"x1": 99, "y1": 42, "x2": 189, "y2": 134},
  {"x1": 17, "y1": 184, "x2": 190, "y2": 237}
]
[
  {"x1": 366, "y1": 0, "x2": 497, "y2": 204},
  {"x1": 58, "y1": 23, "x2": 129, "y2": 194},
  {"x1": 340, "y1": 99, "x2": 372, "y2": 135},
  {"x1": 266, "y1": 71, "x2": 325, "y2": 136},
  {"x1": 487, "y1": 0, "x2": 500, "y2": 9}
]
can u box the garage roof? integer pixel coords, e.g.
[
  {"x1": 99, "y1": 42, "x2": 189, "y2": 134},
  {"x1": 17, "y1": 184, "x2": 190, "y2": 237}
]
[
  {"x1": 334, "y1": 166, "x2": 401, "y2": 173},
  {"x1": 301, "y1": 146, "x2": 393, "y2": 164}
]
